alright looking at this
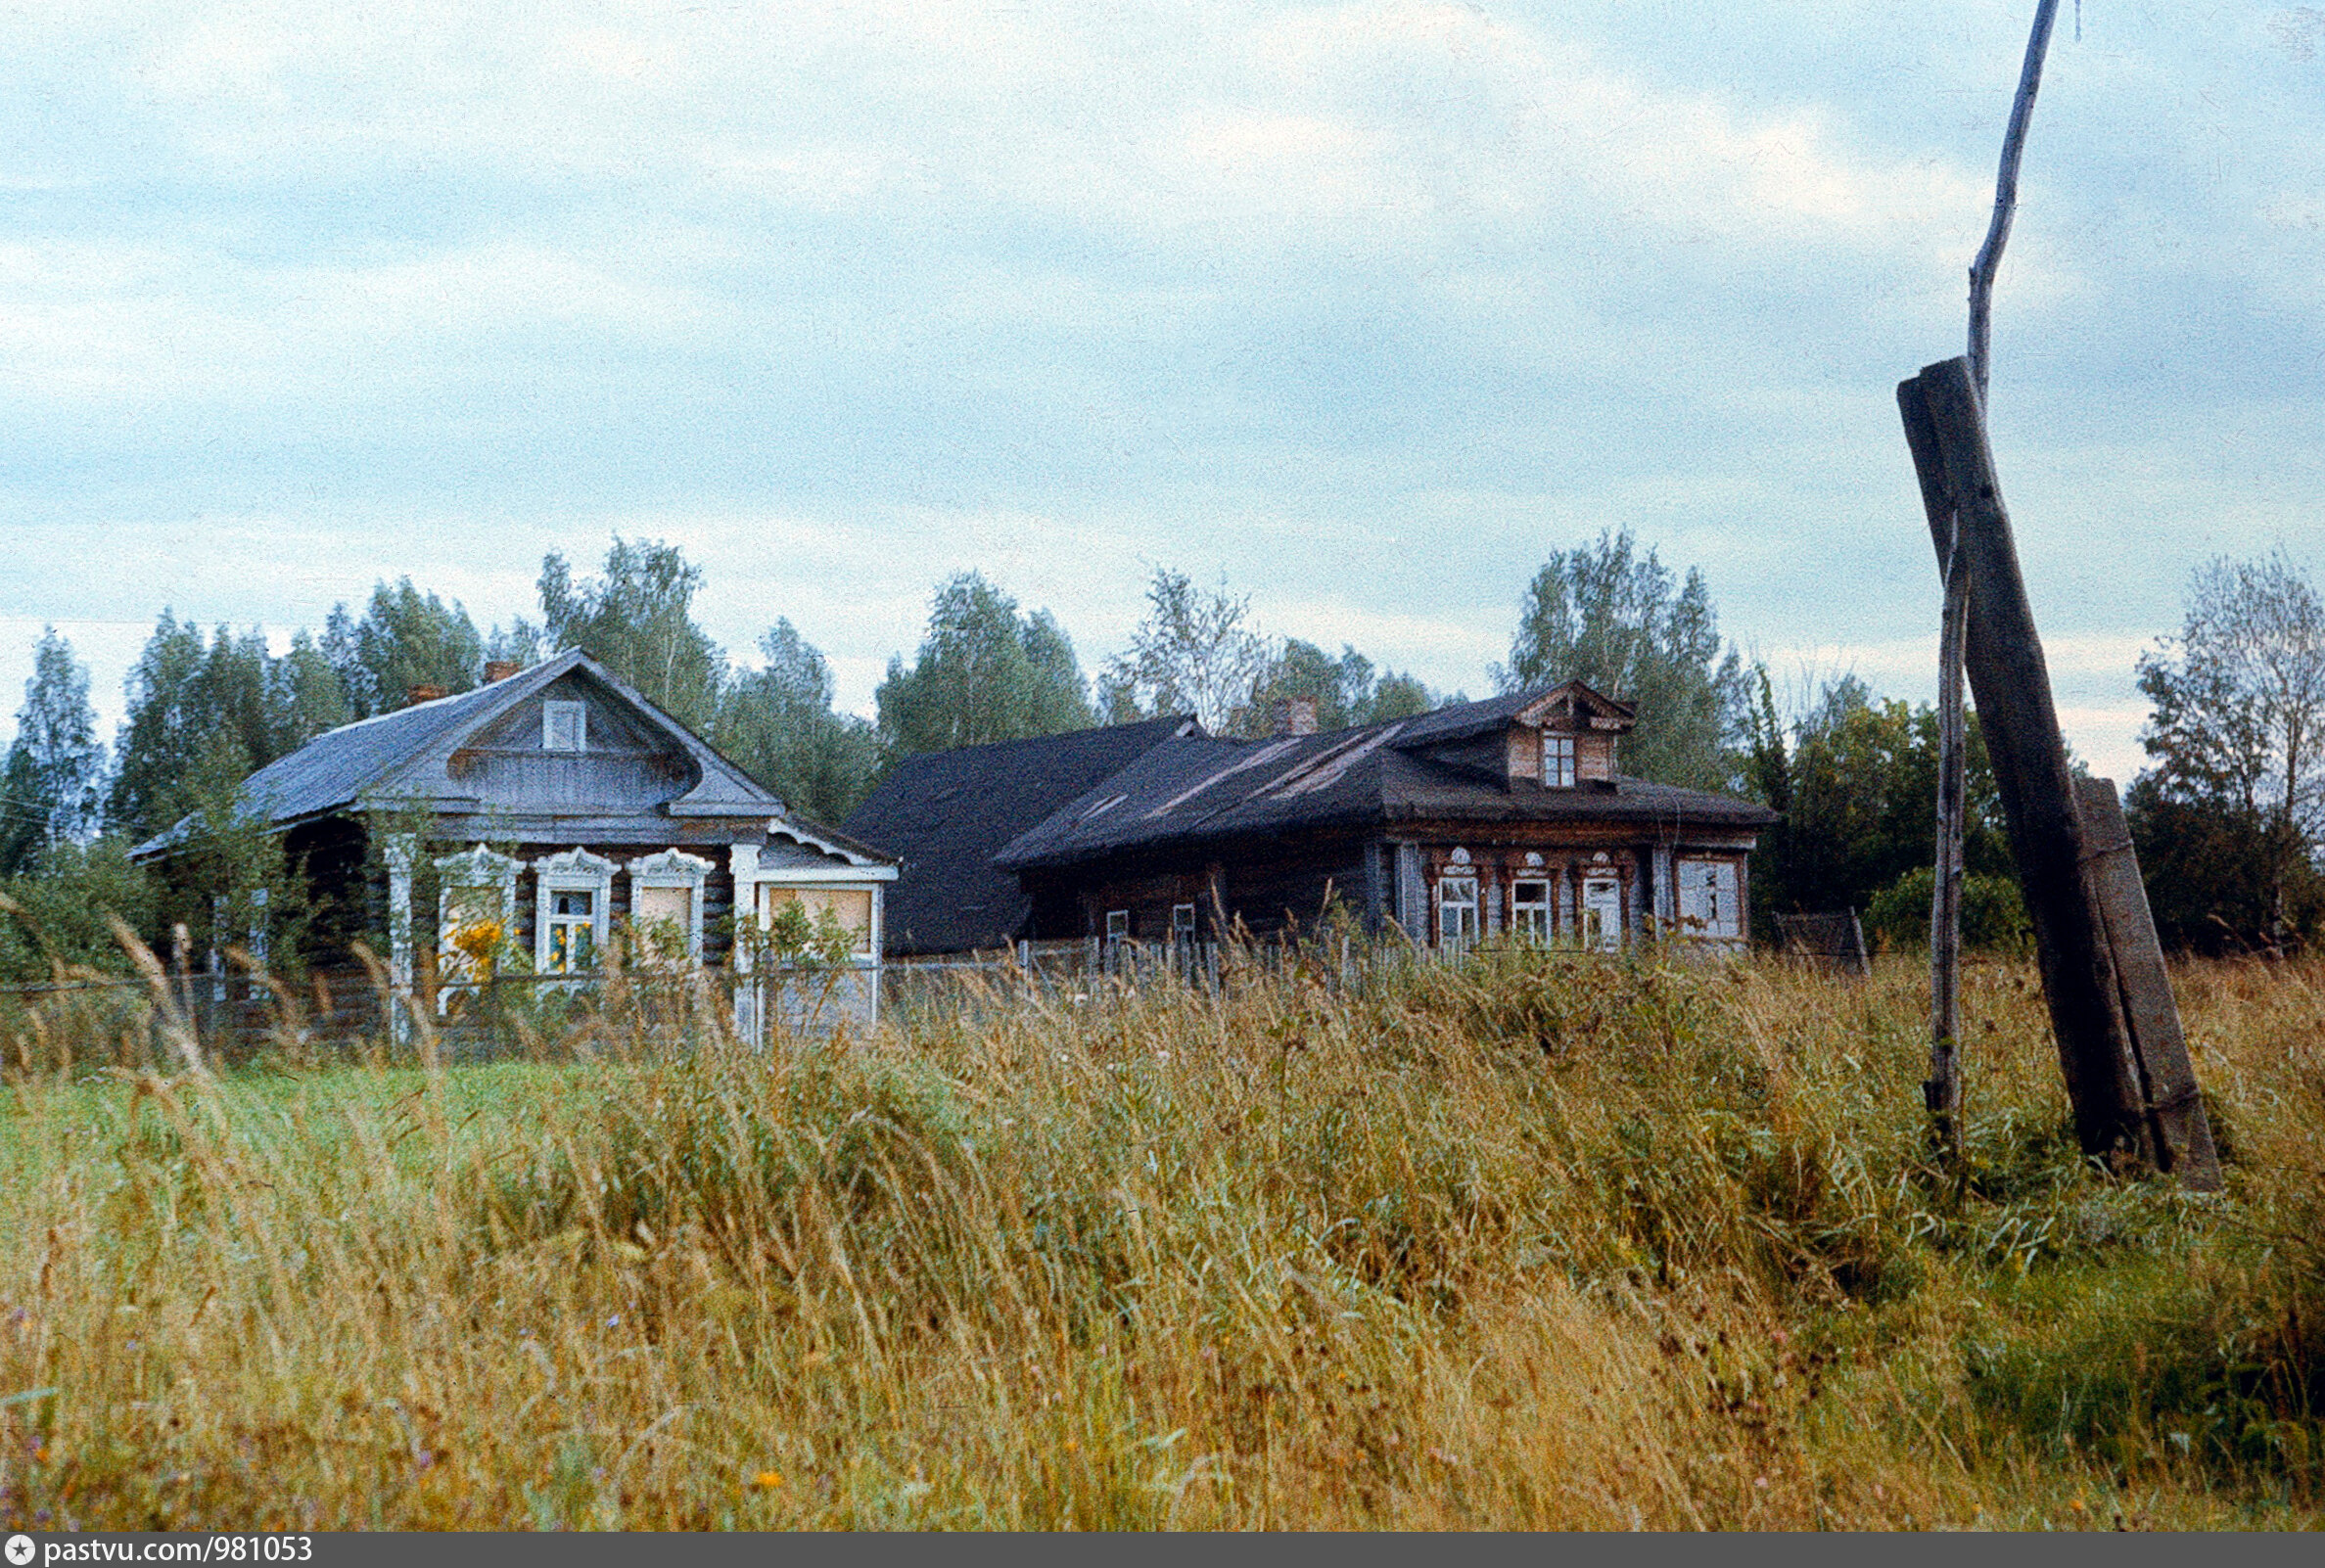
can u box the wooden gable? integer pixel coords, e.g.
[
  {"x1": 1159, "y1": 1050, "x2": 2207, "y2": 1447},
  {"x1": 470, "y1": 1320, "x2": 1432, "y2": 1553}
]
[
  {"x1": 445, "y1": 673, "x2": 696, "y2": 811},
  {"x1": 1506, "y1": 681, "x2": 1635, "y2": 786}
]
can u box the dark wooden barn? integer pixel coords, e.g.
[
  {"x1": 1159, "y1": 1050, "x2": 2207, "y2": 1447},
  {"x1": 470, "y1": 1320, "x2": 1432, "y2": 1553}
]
[{"x1": 841, "y1": 715, "x2": 1196, "y2": 955}]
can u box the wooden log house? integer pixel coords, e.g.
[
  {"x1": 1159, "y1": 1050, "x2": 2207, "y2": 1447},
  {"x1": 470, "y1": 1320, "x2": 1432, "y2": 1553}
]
[
  {"x1": 131, "y1": 648, "x2": 897, "y2": 1028},
  {"x1": 849, "y1": 682, "x2": 1776, "y2": 957}
]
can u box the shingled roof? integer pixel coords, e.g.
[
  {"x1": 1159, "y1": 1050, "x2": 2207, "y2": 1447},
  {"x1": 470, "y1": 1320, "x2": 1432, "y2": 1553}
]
[
  {"x1": 995, "y1": 689, "x2": 1776, "y2": 872},
  {"x1": 129, "y1": 649, "x2": 838, "y2": 859},
  {"x1": 841, "y1": 715, "x2": 1197, "y2": 955}
]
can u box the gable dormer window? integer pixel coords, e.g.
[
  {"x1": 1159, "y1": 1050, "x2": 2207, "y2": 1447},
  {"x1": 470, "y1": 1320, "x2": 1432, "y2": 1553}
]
[
  {"x1": 1542, "y1": 732, "x2": 1576, "y2": 788},
  {"x1": 543, "y1": 700, "x2": 586, "y2": 753}
]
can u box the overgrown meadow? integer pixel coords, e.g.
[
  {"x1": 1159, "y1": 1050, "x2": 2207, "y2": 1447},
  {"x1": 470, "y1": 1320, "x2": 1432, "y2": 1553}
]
[{"x1": 0, "y1": 946, "x2": 2318, "y2": 1530}]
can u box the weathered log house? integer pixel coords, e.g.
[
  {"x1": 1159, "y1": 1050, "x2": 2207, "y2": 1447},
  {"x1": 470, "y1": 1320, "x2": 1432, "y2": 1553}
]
[
  {"x1": 852, "y1": 682, "x2": 1776, "y2": 956},
  {"x1": 131, "y1": 648, "x2": 896, "y2": 1023}
]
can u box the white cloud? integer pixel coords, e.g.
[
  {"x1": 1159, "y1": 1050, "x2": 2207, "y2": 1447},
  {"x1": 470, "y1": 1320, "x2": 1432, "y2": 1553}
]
[{"x1": 0, "y1": 0, "x2": 2315, "y2": 796}]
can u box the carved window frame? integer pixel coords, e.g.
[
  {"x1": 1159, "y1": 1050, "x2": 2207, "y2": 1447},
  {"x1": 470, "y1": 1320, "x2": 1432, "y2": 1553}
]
[
  {"x1": 626, "y1": 848, "x2": 714, "y2": 965},
  {"x1": 434, "y1": 844, "x2": 522, "y2": 1001},
  {"x1": 533, "y1": 847, "x2": 616, "y2": 974}
]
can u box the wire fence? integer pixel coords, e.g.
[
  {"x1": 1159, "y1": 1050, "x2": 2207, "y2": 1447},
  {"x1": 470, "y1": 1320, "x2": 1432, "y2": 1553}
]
[{"x1": 2, "y1": 928, "x2": 1748, "y2": 1071}]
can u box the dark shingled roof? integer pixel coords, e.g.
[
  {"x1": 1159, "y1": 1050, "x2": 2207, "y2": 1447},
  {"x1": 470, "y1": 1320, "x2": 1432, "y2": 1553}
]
[
  {"x1": 841, "y1": 715, "x2": 1196, "y2": 955},
  {"x1": 996, "y1": 689, "x2": 1776, "y2": 871}
]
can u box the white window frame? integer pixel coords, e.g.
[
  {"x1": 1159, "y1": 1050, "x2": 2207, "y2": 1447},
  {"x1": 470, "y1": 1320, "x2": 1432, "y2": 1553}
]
[
  {"x1": 1542, "y1": 732, "x2": 1577, "y2": 788},
  {"x1": 728, "y1": 844, "x2": 891, "y2": 970},
  {"x1": 756, "y1": 882, "x2": 879, "y2": 960},
  {"x1": 1436, "y1": 874, "x2": 1480, "y2": 950},
  {"x1": 1171, "y1": 902, "x2": 1196, "y2": 945},
  {"x1": 433, "y1": 844, "x2": 523, "y2": 1006},
  {"x1": 1105, "y1": 908, "x2": 1131, "y2": 944},
  {"x1": 626, "y1": 848, "x2": 714, "y2": 965},
  {"x1": 1580, "y1": 874, "x2": 1623, "y2": 952},
  {"x1": 542, "y1": 700, "x2": 587, "y2": 753},
  {"x1": 1511, "y1": 879, "x2": 1552, "y2": 942},
  {"x1": 533, "y1": 847, "x2": 616, "y2": 974}
]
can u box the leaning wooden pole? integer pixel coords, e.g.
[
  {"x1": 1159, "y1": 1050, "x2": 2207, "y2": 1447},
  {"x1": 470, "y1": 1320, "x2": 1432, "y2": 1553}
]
[{"x1": 1900, "y1": 358, "x2": 2154, "y2": 1168}]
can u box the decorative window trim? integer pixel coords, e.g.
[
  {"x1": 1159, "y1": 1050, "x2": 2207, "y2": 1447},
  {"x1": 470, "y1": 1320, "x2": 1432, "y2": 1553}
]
[
  {"x1": 434, "y1": 845, "x2": 522, "y2": 1004},
  {"x1": 1511, "y1": 878, "x2": 1552, "y2": 942},
  {"x1": 626, "y1": 848, "x2": 714, "y2": 963},
  {"x1": 1436, "y1": 872, "x2": 1480, "y2": 949},
  {"x1": 533, "y1": 847, "x2": 616, "y2": 973},
  {"x1": 542, "y1": 700, "x2": 587, "y2": 753},
  {"x1": 435, "y1": 845, "x2": 522, "y2": 920},
  {"x1": 1579, "y1": 871, "x2": 1624, "y2": 952}
]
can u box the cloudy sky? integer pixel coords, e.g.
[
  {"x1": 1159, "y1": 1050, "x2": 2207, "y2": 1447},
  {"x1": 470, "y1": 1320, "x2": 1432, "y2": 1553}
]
[{"x1": 3, "y1": 1, "x2": 2319, "y2": 781}]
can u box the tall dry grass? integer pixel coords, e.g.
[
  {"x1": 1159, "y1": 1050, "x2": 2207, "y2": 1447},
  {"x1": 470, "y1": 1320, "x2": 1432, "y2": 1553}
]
[{"x1": 0, "y1": 945, "x2": 2317, "y2": 1530}]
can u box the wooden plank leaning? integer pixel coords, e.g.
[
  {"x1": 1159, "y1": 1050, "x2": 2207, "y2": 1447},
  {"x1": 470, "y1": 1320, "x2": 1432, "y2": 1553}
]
[
  {"x1": 2075, "y1": 775, "x2": 2224, "y2": 1189},
  {"x1": 1896, "y1": 355, "x2": 2156, "y2": 1171}
]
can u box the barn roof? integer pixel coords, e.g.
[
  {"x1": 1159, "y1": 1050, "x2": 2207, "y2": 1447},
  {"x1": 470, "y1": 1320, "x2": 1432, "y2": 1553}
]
[
  {"x1": 129, "y1": 649, "x2": 883, "y2": 864},
  {"x1": 994, "y1": 688, "x2": 1774, "y2": 872},
  {"x1": 841, "y1": 715, "x2": 1197, "y2": 955}
]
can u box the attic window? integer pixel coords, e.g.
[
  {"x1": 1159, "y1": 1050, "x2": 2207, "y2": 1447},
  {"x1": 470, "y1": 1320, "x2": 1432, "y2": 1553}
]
[
  {"x1": 543, "y1": 701, "x2": 587, "y2": 753},
  {"x1": 1542, "y1": 732, "x2": 1576, "y2": 788}
]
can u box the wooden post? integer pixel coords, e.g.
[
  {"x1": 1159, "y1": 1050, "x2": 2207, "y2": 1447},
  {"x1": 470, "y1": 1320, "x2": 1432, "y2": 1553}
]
[
  {"x1": 2075, "y1": 776, "x2": 2224, "y2": 1188},
  {"x1": 1898, "y1": 357, "x2": 2154, "y2": 1167},
  {"x1": 1929, "y1": 537, "x2": 1969, "y2": 1149}
]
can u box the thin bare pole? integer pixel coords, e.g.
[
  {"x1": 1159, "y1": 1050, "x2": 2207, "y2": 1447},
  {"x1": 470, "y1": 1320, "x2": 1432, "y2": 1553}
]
[
  {"x1": 1969, "y1": 0, "x2": 2062, "y2": 396},
  {"x1": 1930, "y1": 0, "x2": 2061, "y2": 1162}
]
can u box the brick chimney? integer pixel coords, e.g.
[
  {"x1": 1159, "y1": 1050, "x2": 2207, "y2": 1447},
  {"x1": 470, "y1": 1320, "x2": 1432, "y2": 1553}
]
[
  {"x1": 1272, "y1": 696, "x2": 1319, "y2": 736},
  {"x1": 483, "y1": 660, "x2": 521, "y2": 683},
  {"x1": 405, "y1": 684, "x2": 448, "y2": 708}
]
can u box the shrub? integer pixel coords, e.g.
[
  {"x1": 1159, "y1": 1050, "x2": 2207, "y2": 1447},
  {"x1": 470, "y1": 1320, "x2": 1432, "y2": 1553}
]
[{"x1": 1864, "y1": 864, "x2": 2030, "y2": 954}]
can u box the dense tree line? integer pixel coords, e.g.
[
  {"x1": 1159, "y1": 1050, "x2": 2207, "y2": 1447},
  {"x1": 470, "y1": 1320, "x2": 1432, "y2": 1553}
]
[
  {"x1": 12, "y1": 529, "x2": 2314, "y2": 979},
  {"x1": 1741, "y1": 670, "x2": 2027, "y2": 950}
]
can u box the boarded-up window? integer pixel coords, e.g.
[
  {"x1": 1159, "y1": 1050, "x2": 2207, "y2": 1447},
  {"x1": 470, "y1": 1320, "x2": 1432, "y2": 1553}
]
[
  {"x1": 760, "y1": 885, "x2": 875, "y2": 955},
  {"x1": 542, "y1": 700, "x2": 587, "y2": 753},
  {"x1": 1676, "y1": 859, "x2": 1741, "y2": 940},
  {"x1": 632, "y1": 883, "x2": 693, "y2": 963}
]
